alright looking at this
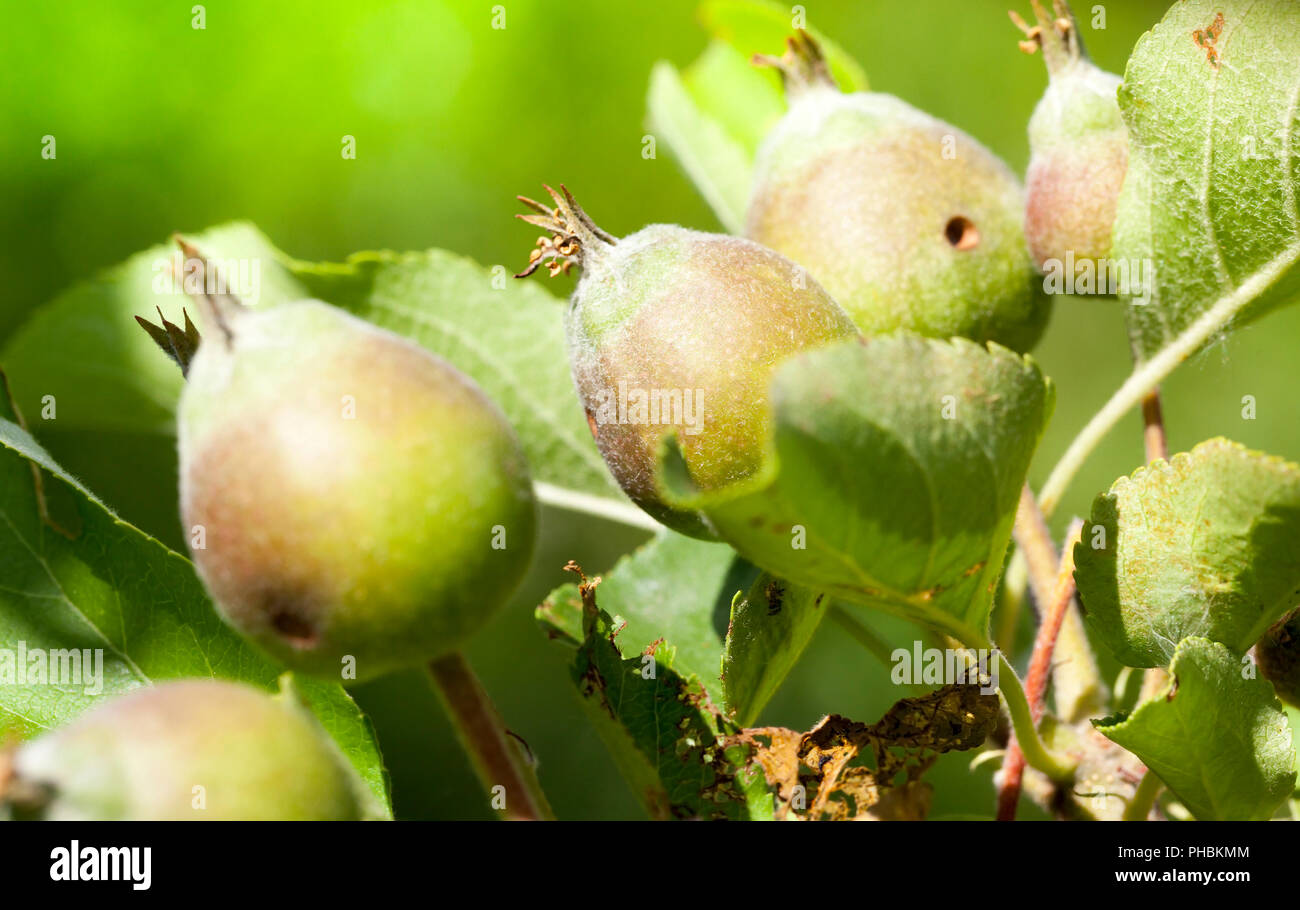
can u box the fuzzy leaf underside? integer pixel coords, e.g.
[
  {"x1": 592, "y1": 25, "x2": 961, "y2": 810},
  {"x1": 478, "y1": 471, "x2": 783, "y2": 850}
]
[
  {"x1": 0, "y1": 379, "x2": 391, "y2": 818},
  {"x1": 662, "y1": 334, "x2": 1053, "y2": 646},
  {"x1": 1095, "y1": 637, "x2": 1296, "y2": 821},
  {"x1": 1114, "y1": 0, "x2": 1300, "y2": 360},
  {"x1": 645, "y1": 0, "x2": 867, "y2": 232},
  {"x1": 1074, "y1": 438, "x2": 1300, "y2": 668},
  {"x1": 0, "y1": 223, "x2": 629, "y2": 514}
]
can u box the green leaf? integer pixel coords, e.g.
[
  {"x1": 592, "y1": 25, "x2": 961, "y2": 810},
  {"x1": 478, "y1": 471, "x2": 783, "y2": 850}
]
[
  {"x1": 538, "y1": 541, "x2": 993, "y2": 821},
  {"x1": 0, "y1": 378, "x2": 391, "y2": 818},
  {"x1": 647, "y1": 56, "x2": 758, "y2": 233},
  {"x1": 0, "y1": 223, "x2": 648, "y2": 528},
  {"x1": 662, "y1": 335, "x2": 1053, "y2": 647},
  {"x1": 722, "y1": 575, "x2": 826, "y2": 727},
  {"x1": 538, "y1": 561, "x2": 773, "y2": 820},
  {"x1": 1095, "y1": 637, "x2": 1296, "y2": 821},
  {"x1": 541, "y1": 530, "x2": 744, "y2": 707},
  {"x1": 645, "y1": 0, "x2": 867, "y2": 232},
  {"x1": 538, "y1": 529, "x2": 823, "y2": 722},
  {"x1": 1114, "y1": 0, "x2": 1300, "y2": 361},
  {"x1": 1074, "y1": 438, "x2": 1300, "y2": 668},
  {"x1": 1, "y1": 223, "x2": 302, "y2": 435},
  {"x1": 697, "y1": 0, "x2": 868, "y2": 97}
]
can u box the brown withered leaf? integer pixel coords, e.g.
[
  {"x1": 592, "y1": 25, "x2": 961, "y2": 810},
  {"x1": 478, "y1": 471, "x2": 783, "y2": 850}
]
[
  {"x1": 541, "y1": 560, "x2": 999, "y2": 820},
  {"x1": 727, "y1": 684, "x2": 999, "y2": 820}
]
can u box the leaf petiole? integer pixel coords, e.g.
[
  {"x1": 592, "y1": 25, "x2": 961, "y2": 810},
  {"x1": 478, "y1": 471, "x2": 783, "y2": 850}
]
[{"x1": 996, "y1": 652, "x2": 1077, "y2": 784}]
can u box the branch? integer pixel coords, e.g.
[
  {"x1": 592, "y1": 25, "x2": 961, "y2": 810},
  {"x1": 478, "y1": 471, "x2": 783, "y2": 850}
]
[
  {"x1": 1141, "y1": 389, "x2": 1168, "y2": 463},
  {"x1": 997, "y1": 521, "x2": 1084, "y2": 819},
  {"x1": 427, "y1": 651, "x2": 554, "y2": 821},
  {"x1": 1012, "y1": 484, "x2": 1060, "y2": 621}
]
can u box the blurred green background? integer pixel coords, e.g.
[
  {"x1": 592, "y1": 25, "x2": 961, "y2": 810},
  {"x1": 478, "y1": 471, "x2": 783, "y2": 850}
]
[{"x1": 7, "y1": 0, "x2": 1297, "y2": 819}]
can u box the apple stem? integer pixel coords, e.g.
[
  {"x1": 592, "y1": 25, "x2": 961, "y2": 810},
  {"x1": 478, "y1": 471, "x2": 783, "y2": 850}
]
[
  {"x1": 996, "y1": 652, "x2": 1077, "y2": 784},
  {"x1": 427, "y1": 651, "x2": 555, "y2": 821}
]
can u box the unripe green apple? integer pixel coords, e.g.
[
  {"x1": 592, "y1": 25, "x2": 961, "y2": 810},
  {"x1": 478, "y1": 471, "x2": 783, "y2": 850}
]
[
  {"x1": 517, "y1": 185, "x2": 859, "y2": 538},
  {"x1": 1016, "y1": 0, "x2": 1127, "y2": 278},
  {"x1": 1256, "y1": 611, "x2": 1300, "y2": 709},
  {"x1": 745, "y1": 32, "x2": 1046, "y2": 352},
  {"x1": 178, "y1": 294, "x2": 536, "y2": 681},
  {"x1": 5, "y1": 680, "x2": 361, "y2": 820}
]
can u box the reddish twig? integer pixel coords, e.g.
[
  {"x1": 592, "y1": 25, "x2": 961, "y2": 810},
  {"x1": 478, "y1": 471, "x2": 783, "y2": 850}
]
[
  {"x1": 1141, "y1": 389, "x2": 1168, "y2": 464},
  {"x1": 428, "y1": 651, "x2": 554, "y2": 821},
  {"x1": 996, "y1": 519, "x2": 1084, "y2": 821}
]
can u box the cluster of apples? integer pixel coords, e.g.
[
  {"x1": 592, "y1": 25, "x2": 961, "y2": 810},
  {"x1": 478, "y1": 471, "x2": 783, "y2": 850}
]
[{"x1": 6, "y1": 7, "x2": 1171, "y2": 820}]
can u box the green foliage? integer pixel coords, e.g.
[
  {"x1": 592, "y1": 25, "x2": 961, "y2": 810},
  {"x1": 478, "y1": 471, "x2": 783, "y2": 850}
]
[
  {"x1": 645, "y1": 0, "x2": 867, "y2": 231},
  {"x1": 6, "y1": 0, "x2": 1299, "y2": 823},
  {"x1": 1114, "y1": 0, "x2": 1300, "y2": 360},
  {"x1": 722, "y1": 574, "x2": 826, "y2": 727},
  {"x1": 0, "y1": 380, "x2": 391, "y2": 818},
  {"x1": 537, "y1": 553, "x2": 774, "y2": 820},
  {"x1": 538, "y1": 530, "x2": 823, "y2": 727},
  {"x1": 1074, "y1": 439, "x2": 1300, "y2": 668},
  {"x1": 1095, "y1": 637, "x2": 1296, "y2": 821},
  {"x1": 662, "y1": 334, "x2": 1053, "y2": 646}
]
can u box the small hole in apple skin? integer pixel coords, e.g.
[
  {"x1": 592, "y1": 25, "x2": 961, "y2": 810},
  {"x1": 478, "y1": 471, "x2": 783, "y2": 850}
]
[
  {"x1": 945, "y1": 216, "x2": 981, "y2": 250},
  {"x1": 269, "y1": 605, "x2": 320, "y2": 648}
]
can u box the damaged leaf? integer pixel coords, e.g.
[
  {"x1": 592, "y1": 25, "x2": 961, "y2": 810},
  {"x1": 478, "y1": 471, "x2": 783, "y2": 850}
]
[
  {"x1": 540, "y1": 561, "x2": 997, "y2": 821},
  {"x1": 723, "y1": 575, "x2": 827, "y2": 726},
  {"x1": 538, "y1": 562, "x2": 772, "y2": 820},
  {"x1": 539, "y1": 529, "x2": 825, "y2": 722},
  {"x1": 733, "y1": 684, "x2": 999, "y2": 820}
]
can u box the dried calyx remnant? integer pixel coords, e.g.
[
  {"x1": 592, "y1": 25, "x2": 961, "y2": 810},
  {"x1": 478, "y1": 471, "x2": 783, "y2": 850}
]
[
  {"x1": 135, "y1": 306, "x2": 201, "y2": 375},
  {"x1": 752, "y1": 29, "x2": 834, "y2": 97},
  {"x1": 1010, "y1": 0, "x2": 1087, "y2": 69},
  {"x1": 515, "y1": 184, "x2": 616, "y2": 278},
  {"x1": 134, "y1": 236, "x2": 245, "y2": 374}
]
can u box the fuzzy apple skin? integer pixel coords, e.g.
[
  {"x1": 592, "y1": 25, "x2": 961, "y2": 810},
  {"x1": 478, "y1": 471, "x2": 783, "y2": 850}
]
[
  {"x1": 1257, "y1": 612, "x2": 1300, "y2": 709},
  {"x1": 10, "y1": 681, "x2": 361, "y2": 820},
  {"x1": 179, "y1": 302, "x2": 536, "y2": 681},
  {"x1": 746, "y1": 89, "x2": 1046, "y2": 352},
  {"x1": 568, "y1": 226, "x2": 859, "y2": 538},
  {"x1": 1025, "y1": 62, "x2": 1127, "y2": 275}
]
